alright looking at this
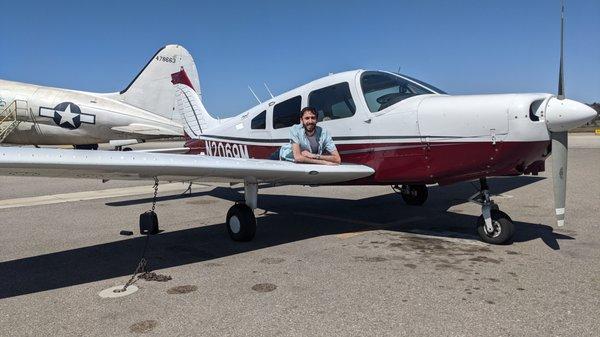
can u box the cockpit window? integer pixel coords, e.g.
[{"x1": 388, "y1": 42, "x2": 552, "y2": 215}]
[{"x1": 360, "y1": 71, "x2": 434, "y2": 112}]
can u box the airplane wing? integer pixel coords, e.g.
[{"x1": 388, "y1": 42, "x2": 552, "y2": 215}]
[
  {"x1": 111, "y1": 123, "x2": 182, "y2": 136},
  {"x1": 0, "y1": 147, "x2": 374, "y2": 184}
]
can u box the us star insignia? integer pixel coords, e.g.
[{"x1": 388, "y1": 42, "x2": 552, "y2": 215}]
[{"x1": 39, "y1": 102, "x2": 95, "y2": 129}]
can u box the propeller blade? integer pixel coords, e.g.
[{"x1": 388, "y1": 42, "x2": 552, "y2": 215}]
[
  {"x1": 551, "y1": 131, "x2": 567, "y2": 226},
  {"x1": 557, "y1": 0, "x2": 565, "y2": 99}
]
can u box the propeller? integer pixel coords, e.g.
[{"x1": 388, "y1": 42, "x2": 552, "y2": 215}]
[
  {"x1": 545, "y1": 1, "x2": 597, "y2": 226},
  {"x1": 551, "y1": 0, "x2": 567, "y2": 227}
]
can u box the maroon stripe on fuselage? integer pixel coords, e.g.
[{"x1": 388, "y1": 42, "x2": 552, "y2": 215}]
[{"x1": 185, "y1": 138, "x2": 550, "y2": 185}]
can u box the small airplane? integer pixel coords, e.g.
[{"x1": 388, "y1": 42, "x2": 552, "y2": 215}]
[
  {"x1": 0, "y1": 44, "x2": 200, "y2": 150},
  {"x1": 0, "y1": 6, "x2": 596, "y2": 245}
]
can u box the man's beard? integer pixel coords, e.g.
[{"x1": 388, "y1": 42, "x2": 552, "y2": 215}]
[{"x1": 304, "y1": 122, "x2": 316, "y2": 132}]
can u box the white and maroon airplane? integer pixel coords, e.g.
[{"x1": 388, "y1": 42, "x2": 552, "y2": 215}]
[
  {"x1": 0, "y1": 64, "x2": 595, "y2": 245},
  {"x1": 0, "y1": 13, "x2": 596, "y2": 244}
]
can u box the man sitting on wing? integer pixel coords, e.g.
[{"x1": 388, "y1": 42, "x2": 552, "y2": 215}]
[{"x1": 279, "y1": 107, "x2": 341, "y2": 165}]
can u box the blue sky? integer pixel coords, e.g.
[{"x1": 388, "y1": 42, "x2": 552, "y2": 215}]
[{"x1": 1, "y1": 0, "x2": 598, "y2": 118}]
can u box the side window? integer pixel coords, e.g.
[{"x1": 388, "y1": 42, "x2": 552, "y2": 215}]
[
  {"x1": 251, "y1": 110, "x2": 266, "y2": 129},
  {"x1": 308, "y1": 82, "x2": 356, "y2": 122},
  {"x1": 273, "y1": 96, "x2": 301, "y2": 129}
]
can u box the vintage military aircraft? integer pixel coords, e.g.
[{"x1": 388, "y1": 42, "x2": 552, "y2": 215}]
[
  {"x1": 0, "y1": 44, "x2": 199, "y2": 149},
  {"x1": 0, "y1": 8, "x2": 596, "y2": 244}
]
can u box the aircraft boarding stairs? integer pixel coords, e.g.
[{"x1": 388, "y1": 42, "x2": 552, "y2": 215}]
[{"x1": 0, "y1": 100, "x2": 29, "y2": 143}]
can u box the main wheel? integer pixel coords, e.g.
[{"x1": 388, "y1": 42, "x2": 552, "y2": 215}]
[
  {"x1": 398, "y1": 184, "x2": 428, "y2": 206},
  {"x1": 476, "y1": 209, "x2": 514, "y2": 244},
  {"x1": 226, "y1": 203, "x2": 256, "y2": 242}
]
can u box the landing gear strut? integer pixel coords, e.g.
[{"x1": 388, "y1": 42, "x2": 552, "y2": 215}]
[
  {"x1": 393, "y1": 184, "x2": 428, "y2": 206},
  {"x1": 225, "y1": 181, "x2": 257, "y2": 241},
  {"x1": 471, "y1": 178, "x2": 514, "y2": 244}
]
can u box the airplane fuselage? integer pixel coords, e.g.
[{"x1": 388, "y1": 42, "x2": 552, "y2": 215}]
[
  {"x1": 184, "y1": 70, "x2": 553, "y2": 185},
  {"x1": 0, "y1": 79, "x2": 182, "y2": 145}
]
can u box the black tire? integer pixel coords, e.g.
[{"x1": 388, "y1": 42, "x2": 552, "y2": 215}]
[
  {"x1": 401, "y1": 184, "x2": 428, "y2": 206},
  {"x1": 226, "y1": 204, "x2": 256, "y2": 242},
  {"x1": 122, "y1": 147, "x2": 133, "y2": 152},
  {"x1": 476, "y1": 209, "x2": 514, "y2": 244}
]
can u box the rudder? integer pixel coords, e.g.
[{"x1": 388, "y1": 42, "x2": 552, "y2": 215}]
[{"x1": 171, "y1": 69, "x2": 219, "y2": 138}]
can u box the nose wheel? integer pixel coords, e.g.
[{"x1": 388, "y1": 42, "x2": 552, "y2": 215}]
[
  {"x1": 471, "y1": 178, "x2": 515, "y2": 244},
  {"x1": 476, "y1": 209, "x2": 514, "y2": 244}
]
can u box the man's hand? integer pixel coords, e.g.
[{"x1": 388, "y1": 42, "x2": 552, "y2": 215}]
[
  {"x1": 301, "y1": 150, "x2": 316, "y2": 159},
  {"x1": 293, "y1": 144, "x2": 340, "y2": 165}
]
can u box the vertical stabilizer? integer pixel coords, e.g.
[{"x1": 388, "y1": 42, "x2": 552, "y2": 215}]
[
  {"x1": 171, "y1": 69, "x2": 218, "y2": 139},
  {"x1": 117, "y1": 44, "x2": 200, "y2": 124}
]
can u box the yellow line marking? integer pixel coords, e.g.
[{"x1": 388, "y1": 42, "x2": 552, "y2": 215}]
[{"x1": 0, "y1": 183, "x2": 207, "y2": 209}]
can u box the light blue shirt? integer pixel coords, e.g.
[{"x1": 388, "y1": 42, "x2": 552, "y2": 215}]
[{"x1": 279, "y1": 124, "x2": 337, "y2": 162}]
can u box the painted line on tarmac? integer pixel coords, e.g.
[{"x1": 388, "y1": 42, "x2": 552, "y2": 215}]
[{"x1": 0, "y1": 183, "x2": 202, "y2": 209}]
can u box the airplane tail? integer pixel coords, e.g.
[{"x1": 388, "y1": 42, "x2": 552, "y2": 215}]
[
  {"x1": 115, "y1": 44, "x2": 200, "y2": 124},
  {"x1": 171, "y1": 69, "x2": 219, "y2": 139}
]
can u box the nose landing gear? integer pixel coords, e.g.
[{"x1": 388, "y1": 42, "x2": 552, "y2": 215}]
[{"x1": 471, "y1": 178, "x2": 515, "y2": 244}]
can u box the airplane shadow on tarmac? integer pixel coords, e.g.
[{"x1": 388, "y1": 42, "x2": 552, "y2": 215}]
[{"x1": 0, "y1": 176, "x2": 573, "y2": 299}]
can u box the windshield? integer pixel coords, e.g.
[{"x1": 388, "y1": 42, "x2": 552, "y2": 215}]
[
  {"x1": 360, "y1": 71, "x2": 437, "y2": 112},
  {"x1": 397, "y1": 73, "x2": 447, "y2": 94}
]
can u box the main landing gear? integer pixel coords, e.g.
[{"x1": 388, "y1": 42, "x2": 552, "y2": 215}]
[
  {"x1": 471, "y1": 178, "x2": 514, "y2": 244},
  {"x1": 225, "y1": 181, "x2": 257, "y2": 241},
  {"x1": 392, "y1": 184, "x2": 428, "y2": 206}
]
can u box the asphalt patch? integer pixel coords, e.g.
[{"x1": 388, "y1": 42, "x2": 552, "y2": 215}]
[
  {"x1": 167, "y1": 285, "x2": 198, "y2": 294},
  {"x1": 252, "y1": 283, "x2": 277, "y2": 292},
  {"x1": 129, "y1": 320, "x2": 158, "y2": 334}
]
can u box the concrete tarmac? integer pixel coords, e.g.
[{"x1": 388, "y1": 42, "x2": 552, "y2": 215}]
[{"x1": 0, "y1": 135, "x2": 599, "y2": 336}]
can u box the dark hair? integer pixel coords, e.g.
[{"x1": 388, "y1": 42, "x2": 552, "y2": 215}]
[{"x1": 300, "y1": 106, "x2": 317, "y2": 118}]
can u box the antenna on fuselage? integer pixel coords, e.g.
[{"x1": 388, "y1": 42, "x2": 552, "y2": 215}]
[
  {"x1": 396, "y1": 65, "x2": 402, "y2": 74},
  {"x1": 247, "y1": 85, "x2": 262, "y2": 104},
  {"x1": 263, "y1": 83, "x2": 274, "y2": 99}
]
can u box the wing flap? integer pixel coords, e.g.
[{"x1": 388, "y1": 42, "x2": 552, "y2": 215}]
[{"x1": 0, "y1": 148, "x2": 374, "y2": 184}]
